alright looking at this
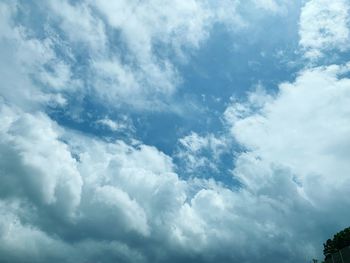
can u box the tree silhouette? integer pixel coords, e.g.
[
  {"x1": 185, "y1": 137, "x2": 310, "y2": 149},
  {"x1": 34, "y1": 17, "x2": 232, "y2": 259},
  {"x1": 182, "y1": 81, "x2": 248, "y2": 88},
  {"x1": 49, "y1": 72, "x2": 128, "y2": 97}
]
[{"x1": 323, "y1": 227, "x2": 350, "y2": 259}]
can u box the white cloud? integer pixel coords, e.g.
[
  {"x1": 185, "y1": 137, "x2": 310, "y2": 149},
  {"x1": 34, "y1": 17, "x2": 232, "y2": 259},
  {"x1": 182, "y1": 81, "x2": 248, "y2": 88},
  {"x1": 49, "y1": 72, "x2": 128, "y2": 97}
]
[
  {"x1": 92, "y1": 0, "x2": 211, "y2": 57},
  {"x1": 91, "y1": 58, "x2": 179, "y2": 109},
  {"x1": 0, "y1": 2, "x2": 78, "y2": 109},
  {"x1": 231, "y1": 64, "x2": 350, "y2": 194},
  {"x1": 93, "y1": 185, "x2": 150, "y2": 236},
  {"x1": 86, "y1": 0, "x2": 213, "y2": 109},
  {"x1": 225, "y1": 64, "x2": 350, "y2": 254},
  {"x1": 48, "y1": 0, "x2": 107, "y2": 52},
  {"x1": 224, "y1": 84, "x2": 273, "y2": 125},
  {"x1": 299, "y1": 0, "x2": 350, "y2": 59},
  {"x1": 96, "y1": 116, "x2": 133, "y2": 132},
  {"x1": 0, "y1": 104, "x2": 82, "y2": 217},
  {"x1": 176, "y1": 132, "x2": 229, "y2": 173}
]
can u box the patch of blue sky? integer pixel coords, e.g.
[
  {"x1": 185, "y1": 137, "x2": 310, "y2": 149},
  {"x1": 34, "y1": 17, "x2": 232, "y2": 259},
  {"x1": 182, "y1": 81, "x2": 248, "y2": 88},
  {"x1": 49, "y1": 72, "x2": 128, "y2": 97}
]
[
  {"x1": 13, "y1": 1, "x2": 46, "y2": 35},
  {"x1": 138, "y1": 26, "x2": 302, "y2": 148},
  {"x1": 311, "y1": 50, "x2": 350, "y2": 68}
]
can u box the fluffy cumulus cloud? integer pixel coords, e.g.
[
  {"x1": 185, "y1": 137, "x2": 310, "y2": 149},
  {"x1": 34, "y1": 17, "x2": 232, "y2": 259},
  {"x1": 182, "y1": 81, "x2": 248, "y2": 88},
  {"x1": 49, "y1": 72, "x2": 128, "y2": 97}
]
[
  {"x1": 0, "y1": 0, "x2": 350, "y2": 262},
  {"x1": 299, "y1": 0, "x2": 350, "y2": 59},
  {"x1": 0, "y1": 103, "x2": 82, "y2": 215},
  {"x1": 225, "y1": 63, "x2": 350, "y2": 258}
]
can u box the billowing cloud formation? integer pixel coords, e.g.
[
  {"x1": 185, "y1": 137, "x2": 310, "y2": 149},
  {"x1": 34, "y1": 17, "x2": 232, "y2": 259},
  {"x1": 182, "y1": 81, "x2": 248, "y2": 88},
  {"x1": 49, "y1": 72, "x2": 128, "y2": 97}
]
[
  {"x1": 226, "y1": 64, "x2": 350, "y2": 247},
  {"x1": 1, "y1": 0, "x2": 350, "y2": 262},
  {"x1": 0, "y1": 104, "x2": 82, "y2": 216}
]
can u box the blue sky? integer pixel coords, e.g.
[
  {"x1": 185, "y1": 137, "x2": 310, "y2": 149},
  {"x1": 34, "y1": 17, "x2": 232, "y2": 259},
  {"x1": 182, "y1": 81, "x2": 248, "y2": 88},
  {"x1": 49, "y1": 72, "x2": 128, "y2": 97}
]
[{"x1": 1, "y1": 0, "x2": 350, "y2": 262}]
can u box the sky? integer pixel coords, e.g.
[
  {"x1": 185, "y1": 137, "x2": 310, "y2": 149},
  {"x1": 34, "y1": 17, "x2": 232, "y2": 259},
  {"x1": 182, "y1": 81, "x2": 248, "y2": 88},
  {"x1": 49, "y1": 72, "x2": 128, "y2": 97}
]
[{"x1": 0, "y1": 0, "x2": 350, "y2": 262}]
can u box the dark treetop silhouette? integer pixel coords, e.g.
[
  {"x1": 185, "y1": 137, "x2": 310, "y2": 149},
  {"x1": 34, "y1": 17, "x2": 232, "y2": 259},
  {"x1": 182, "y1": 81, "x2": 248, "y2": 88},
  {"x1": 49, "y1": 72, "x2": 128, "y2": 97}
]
[{"x1": 323, "y1": 227, "x2": 350, "y2": 260}]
